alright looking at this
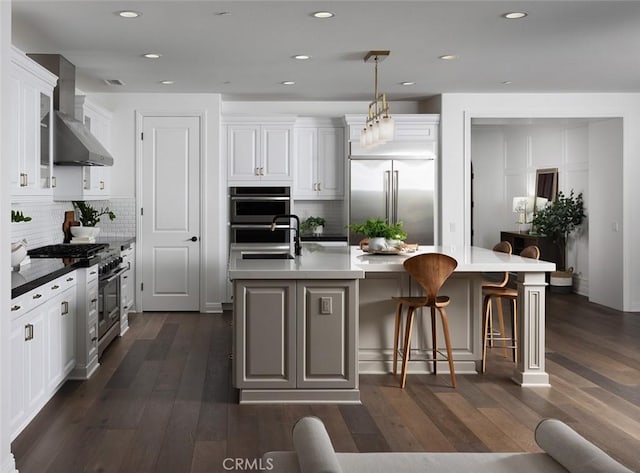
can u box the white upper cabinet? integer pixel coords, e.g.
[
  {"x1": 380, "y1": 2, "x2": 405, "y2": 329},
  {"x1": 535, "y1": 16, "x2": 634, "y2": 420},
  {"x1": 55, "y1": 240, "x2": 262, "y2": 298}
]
[
  {"x1": 344, "y1": 114, "x2": 439, "y2": 158},
  {"x1": 53, "y1": 96, "x2": 112, "y2": 201},
  {"x1": 225, "y1": 117, "x2": 295, "y2": 184},
  {"x1": 293, "y1": 118, "x2": 345, "y2": 199},
  {"x1": 9, "y1": 47, "x2": 57, "y2": 202}
]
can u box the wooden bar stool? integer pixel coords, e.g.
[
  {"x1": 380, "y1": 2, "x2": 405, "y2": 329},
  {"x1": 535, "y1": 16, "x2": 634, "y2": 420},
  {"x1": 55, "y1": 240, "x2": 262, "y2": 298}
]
[
  {"x1": 481, "y1": 245, "x2": 540, "y2": 373},
  {"x1": 392, "y1": 253, "x2": 458, "y2": 388},
  {"x1": 482, "y1": 241, "x2": 512, "y2": 357}
]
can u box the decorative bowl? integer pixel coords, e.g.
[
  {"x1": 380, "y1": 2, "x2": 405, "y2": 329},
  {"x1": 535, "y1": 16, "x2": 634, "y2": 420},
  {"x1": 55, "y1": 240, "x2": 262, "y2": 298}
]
[
  {"x1": 11, "y1": 241, "x2": 28, "y2": 268},
  {"x1": 70, "y1": 226, "x2": 100, "y2": 238}
]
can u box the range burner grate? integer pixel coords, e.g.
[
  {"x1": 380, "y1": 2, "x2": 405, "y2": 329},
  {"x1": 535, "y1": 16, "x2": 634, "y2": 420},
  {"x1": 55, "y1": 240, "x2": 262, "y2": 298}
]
[{"x1": 28, "y1": 243, "x2": 109, "y2": 259}]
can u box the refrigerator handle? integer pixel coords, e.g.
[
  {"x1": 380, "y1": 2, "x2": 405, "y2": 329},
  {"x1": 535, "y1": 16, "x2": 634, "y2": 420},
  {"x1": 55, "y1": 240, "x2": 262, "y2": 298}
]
[
  {"x1": 393, "y1": 170, "x2": 399, "y2": 224},
  {"x1": 384, "y1": 170, "x2": 391, "y2": 222}
]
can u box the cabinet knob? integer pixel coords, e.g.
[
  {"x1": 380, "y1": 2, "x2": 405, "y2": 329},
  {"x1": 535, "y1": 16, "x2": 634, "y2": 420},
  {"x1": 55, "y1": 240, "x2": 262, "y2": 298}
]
[
  {"x1": 189, "y1": 236, "x2": 198, "y2": 242},
  {"x1": 11, "y1": 305, "x2": 21, "y2": 311}
]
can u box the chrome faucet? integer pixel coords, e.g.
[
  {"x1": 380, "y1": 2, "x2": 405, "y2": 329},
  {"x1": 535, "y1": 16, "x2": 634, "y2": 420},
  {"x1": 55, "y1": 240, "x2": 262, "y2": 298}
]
[{"x1": 271, "y1": 214, "x2": 301, "y2": 256}]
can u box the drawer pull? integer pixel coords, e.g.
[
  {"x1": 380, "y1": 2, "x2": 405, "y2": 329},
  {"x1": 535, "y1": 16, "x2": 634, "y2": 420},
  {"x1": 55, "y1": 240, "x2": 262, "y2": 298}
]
[
  {"x1": 24, "y1": 324, "x2": 34, "y2": 341},
  {"x1": 61, "y1": 301, "x2": 69, "y2": 315},
  {"x1": 90, "y1": 271, "x2": 97, "y2": 275},
  {"x1": 91, "y1": 298, "x2": 98, "y2": 303},
  {"x1": 51, "y1": 284, "x2": 60, "y2": 290},
  {"x1": 66, "y1": 277, "x2": 74, "y2": 282},
  {"x1": 33, "y1": 293, "x2": 42, "y2": 299},
  {"x1": 11, "y1": 305, "x2": 21, "y2": 311}
]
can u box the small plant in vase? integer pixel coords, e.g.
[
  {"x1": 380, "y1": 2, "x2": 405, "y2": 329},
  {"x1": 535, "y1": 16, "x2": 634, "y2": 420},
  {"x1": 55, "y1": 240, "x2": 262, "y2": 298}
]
[
  {"x1": 72, "y1": 201, "x2": 116, "y2": 238},
  {"x1": 300, "y1": 216, "x2": 326, "y2": 236},
  {"x1": 348, "y1": 218, "x2": 407, "y2": 251}
]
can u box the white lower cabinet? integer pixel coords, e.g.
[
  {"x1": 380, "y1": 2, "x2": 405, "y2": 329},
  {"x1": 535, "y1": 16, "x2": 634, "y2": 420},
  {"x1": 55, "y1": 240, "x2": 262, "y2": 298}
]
[
  {"x1": 120, "y1": 243, "x2": 136, "y2": 333},
  {"x1": 234, "y1": 279, "x2": 357, "y2": 400},
  {"x1": 10, "y1": 270, "x2": 77, "y2": 441},
  {"x1": 70, "y1": 265, "x2": 100, "y2": 380}
]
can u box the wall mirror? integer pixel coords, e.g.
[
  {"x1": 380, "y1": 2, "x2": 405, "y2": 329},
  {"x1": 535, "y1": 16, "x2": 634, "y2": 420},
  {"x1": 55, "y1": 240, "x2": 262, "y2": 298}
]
[{"x1": 535, "y1": 168, "x2": 558, "y2": 202}]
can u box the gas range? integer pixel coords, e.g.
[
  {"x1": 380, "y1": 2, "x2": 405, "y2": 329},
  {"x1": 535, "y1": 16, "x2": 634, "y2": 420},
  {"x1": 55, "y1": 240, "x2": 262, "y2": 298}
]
[{"x1": 28, "y1": 243, "x2": 122, "y2": 277}]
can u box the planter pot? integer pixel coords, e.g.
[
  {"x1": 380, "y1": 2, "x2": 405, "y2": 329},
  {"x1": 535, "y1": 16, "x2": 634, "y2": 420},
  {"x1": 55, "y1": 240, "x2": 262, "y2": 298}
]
[
  {"x1": 368, "y1": 237, "x2": 388, "y2": 251},
  {"x1": 312, "y1": 225, "x2": 324, "y2": 236},
  {"x1": 550, "y1": 269, "x2": 573, "y2": 294},
  {"x1": 70, "y1": 226, "x2": 100, "y2": 238}
]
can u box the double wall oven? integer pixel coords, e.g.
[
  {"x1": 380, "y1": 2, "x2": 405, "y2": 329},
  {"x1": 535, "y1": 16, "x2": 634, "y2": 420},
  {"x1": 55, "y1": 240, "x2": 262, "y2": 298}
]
[{"x1": 229, "y1": 186, "x2": 291, "y2": 245}]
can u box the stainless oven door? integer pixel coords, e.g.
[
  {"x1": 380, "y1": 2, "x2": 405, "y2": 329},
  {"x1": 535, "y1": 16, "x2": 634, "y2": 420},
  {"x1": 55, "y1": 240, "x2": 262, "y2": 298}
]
[
  {"x1": 98, "y1": 267, "x2": 125, "y2": 357},
  {"x1": 229, "y1": 196, "x2": 290, "y2": 223},
  {"x1": 230, "y1": 223, "x2": 290, "y2": 244}
]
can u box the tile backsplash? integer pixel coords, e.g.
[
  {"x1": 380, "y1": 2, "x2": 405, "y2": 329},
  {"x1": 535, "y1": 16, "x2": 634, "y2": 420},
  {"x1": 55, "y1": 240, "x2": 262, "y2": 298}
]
[
  {"x1": 293, "y1": 200, "x2": 346, "y2": 234},
  {"x1": 10, "y1": 198, "x2": 136, "y2": 249}
]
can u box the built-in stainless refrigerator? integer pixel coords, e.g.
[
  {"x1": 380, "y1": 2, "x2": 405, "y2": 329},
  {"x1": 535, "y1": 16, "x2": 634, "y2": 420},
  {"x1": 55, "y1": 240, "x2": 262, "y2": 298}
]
[{"x1": 349, "y1": 158, "x2": 435, "y2": 245}]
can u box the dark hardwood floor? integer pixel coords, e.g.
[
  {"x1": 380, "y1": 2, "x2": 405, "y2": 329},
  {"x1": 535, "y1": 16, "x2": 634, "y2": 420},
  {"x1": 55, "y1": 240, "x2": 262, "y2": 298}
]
[{"x1": 12, "y1": 293, "x2": 640, "y2": 473}]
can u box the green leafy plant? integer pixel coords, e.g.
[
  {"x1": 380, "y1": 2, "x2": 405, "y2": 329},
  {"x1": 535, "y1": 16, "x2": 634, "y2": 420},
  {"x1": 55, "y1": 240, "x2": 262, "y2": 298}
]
[
  {"x1": 531, "y1": 190, "x2": 585, "y2": 271},
  {"x1": 11, "y1": 210, "x2": 32, "y2": 223},
  {"x1": 73, "y1": 201, "x2": 116, "y2": 227},
  {"x1": 347, "y1": 218, "x2": 407, "y2": 240},
  {"x1": 300, "y1": 216, "x2": 326, "y2": 234}
]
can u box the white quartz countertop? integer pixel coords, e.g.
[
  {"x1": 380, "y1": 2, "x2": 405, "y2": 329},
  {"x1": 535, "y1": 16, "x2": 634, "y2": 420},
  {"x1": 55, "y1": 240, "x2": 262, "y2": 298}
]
[{"x1": 228, "y1": 244, "x2": 556, "y2": 280}]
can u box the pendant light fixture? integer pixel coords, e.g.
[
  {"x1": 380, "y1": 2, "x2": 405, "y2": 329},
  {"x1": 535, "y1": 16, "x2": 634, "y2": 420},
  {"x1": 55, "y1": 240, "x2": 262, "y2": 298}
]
[{"x1": 360, "y1": 50, "x2": 394, "y2": 148}]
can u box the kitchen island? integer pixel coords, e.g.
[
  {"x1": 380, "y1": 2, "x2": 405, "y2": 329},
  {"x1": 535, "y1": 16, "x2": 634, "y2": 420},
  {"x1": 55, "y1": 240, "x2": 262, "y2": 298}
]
[{"x1": 229, "y1": 244, "x2": 555, "y2": 403}]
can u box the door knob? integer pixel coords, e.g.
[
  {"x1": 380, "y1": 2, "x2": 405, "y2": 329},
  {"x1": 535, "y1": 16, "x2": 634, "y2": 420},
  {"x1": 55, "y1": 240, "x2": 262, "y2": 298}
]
[{"x1": 190, "y1": 236, "x2": 198, "y2": 242}]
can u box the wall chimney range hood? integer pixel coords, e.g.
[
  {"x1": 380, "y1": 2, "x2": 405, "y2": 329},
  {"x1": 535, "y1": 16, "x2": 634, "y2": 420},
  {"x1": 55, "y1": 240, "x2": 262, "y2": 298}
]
[{"x1": 28, "y1": 53, "x2": 113, "y2": 166}]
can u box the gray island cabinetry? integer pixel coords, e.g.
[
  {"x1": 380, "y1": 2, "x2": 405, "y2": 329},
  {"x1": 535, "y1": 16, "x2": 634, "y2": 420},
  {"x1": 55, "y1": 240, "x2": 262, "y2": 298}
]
[
  {"x1": 229, "y1": 244, "x2": 555, "y2": 404},
  {"x1": 233, "y1": 279, "x2": 358, "y2": 403}
]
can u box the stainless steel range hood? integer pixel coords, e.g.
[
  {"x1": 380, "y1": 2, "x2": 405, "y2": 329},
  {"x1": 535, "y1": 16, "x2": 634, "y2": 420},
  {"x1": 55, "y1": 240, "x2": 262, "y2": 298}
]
[{"x1": 28, "y1": 53, "x2": 113, "y2": 166}]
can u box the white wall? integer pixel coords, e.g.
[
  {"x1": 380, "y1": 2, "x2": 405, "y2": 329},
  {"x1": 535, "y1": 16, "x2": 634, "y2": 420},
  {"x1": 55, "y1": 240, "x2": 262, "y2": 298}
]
[
  {"x1": 438, "y1": 93, "x2": 640, "y2": 312},
  {"x1": 471, "y1": 118, "x2": 599, "y2": 296},
  {"x1": 88, "y1": 93, "x2": 224, "y2": 312},
  {"x1": 588, "y1": 119, "x2": 624, "y2": 309},
  {"x1": 222, "y1": 100, "x2": 419, "y2": 117}
]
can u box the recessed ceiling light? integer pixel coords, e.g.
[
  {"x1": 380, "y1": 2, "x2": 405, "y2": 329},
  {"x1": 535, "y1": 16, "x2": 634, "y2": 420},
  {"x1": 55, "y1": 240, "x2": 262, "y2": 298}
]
[
  {"x1": 143, "y1": 53, "x2": 161, "y2": 59},
  {"x1": 117, "y1": 10, "x2": 141, "y2": 18},
  {"x1": 312, "y1": 11, "x2": 334, "y2": 19},
  {"x1": 160, "y1": 80, "x2": 174, "y2": 85},
  {"x1": 439, "y1": 54, "x2": 459, "y2": 60},
  {"x1": 400, "y1": 81, "x2": 415, "y2": 86},
  {"x1": 293, "y1": 55, "x2": 311, "y2": 60},
  {"x1": 503, "y1": 12, "x2": 528, "y2": 19},
  {"x1": 281, "y1": 81, "x2": 296, "y2": 85}
]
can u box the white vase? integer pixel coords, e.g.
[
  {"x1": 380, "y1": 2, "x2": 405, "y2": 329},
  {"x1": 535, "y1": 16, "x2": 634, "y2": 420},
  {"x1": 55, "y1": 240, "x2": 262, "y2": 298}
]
[
  {"x1": 70, "y1": 226, "x2": 100, "y2": 238},
  {"x1": 368, "y1": 237, "x2": 387, "y2": 251}
]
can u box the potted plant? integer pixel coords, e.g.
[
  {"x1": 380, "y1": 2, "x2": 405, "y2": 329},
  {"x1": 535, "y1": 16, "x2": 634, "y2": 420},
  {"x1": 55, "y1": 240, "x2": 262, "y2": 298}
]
[
  {"x1": 348, "y1": 218, "x2": 407, "y2": 250},
  {"x1": 72, "y1": 201, "x2": 116, "y2": 238},
  {"x1": 531, "y1": 190, "x2": 585, "y2": 293},
  {"x1": 300, "y1": 216, "x2": 326, "y2": 236}
]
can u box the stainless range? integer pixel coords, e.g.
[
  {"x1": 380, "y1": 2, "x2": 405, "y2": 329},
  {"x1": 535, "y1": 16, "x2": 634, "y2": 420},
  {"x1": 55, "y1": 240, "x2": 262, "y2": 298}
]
[{"x1": 27, "y1": 243, "x2": 126, "y2": 358}]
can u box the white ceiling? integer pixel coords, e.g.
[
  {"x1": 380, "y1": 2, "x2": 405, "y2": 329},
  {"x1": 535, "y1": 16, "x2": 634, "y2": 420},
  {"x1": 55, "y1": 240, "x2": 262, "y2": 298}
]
[{"x1": 11, "y1": 1, "x2": 640, "y2": 101}]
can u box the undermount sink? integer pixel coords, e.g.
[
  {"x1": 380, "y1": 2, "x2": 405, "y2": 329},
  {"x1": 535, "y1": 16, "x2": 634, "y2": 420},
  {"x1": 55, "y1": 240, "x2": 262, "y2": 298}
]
[{"x1": 242, "y1": 252, "x2": 294, "y2": 260}]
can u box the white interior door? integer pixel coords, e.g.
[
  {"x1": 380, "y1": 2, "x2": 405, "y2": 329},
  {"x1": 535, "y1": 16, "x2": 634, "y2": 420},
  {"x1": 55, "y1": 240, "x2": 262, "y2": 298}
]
[{"x1": 140, "y1": 115, "x2": 200, "y2": 311}]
